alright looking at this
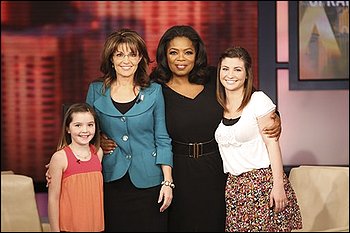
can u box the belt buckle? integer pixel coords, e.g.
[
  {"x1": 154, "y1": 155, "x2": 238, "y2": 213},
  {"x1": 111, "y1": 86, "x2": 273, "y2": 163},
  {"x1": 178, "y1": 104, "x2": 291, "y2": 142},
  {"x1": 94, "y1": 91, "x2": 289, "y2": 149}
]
[{"x1": 189, "y1": 143, "x2": 203, "y2": 159}]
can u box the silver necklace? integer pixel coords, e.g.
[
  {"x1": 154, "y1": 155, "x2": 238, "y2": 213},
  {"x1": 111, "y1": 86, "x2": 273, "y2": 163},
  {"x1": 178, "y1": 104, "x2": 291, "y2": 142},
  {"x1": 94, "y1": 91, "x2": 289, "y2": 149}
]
[
  {"x1": 70, "y1": 146, "x2": 91, "y2": 160},
  {"x1": 75, "y1": 153, "x2": 90, "y2": 160}
]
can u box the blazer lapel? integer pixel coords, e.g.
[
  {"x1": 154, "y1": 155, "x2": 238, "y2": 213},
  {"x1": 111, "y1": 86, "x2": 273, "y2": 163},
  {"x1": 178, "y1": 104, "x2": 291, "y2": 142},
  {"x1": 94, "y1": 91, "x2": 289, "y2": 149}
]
[
  {"x1": 94, "y1": 88, "x2": 123, "y2": 117},
  {"x1": 94, "y1": 86, "x2": 156, "y2": 117},
  {"x1": 125, "y1": 89, "x2": 153, "y2": 116}
]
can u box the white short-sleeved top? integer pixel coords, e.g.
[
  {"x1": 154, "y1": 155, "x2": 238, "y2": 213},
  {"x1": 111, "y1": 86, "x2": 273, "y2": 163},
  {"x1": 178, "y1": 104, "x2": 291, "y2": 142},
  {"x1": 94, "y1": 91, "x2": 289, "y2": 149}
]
[{"x1": 214, "y1": 91, "x2": 276, "y2": 175}]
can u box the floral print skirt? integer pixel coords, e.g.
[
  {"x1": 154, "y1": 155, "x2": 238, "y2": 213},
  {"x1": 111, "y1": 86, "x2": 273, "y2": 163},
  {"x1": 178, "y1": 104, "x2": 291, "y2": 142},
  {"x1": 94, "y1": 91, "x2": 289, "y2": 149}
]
[{"x1": 225, "y1": 167, "x2": 302, "y2": 232}]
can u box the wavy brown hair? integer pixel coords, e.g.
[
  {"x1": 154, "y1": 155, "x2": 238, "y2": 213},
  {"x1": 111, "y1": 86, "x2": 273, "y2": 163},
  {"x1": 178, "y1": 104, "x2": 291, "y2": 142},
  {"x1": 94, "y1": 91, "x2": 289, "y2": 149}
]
[{"x1": 99, "y1": 28, "x2": 151, "y2": 94}]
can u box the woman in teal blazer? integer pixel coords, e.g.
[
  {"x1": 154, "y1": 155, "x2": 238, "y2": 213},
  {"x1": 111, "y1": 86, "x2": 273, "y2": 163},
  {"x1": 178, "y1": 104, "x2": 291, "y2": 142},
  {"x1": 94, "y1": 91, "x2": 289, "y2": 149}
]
[
  {"x1": 86, "y1": 29, "x2": 173, "y2": 232},
  {"x1": 86, "y1": 81, "x2": 173, "y2": 187}
]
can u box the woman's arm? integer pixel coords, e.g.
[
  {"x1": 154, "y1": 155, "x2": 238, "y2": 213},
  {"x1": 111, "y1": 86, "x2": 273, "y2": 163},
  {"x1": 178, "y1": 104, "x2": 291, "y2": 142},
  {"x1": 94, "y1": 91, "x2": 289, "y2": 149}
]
[
  {"x1": 100, "y1": 133, "x2": 117, "y2": 155},
  {"x1": 153, "y1": 85, "x2": 174, "y2": 212},
  {"x1": 85, "y1": 82, "x2": 118, "y2": 155},
  {"x1": 263, "y1": 111, "x2": 282, "y2": 140},
  {"x1": 159, "y1": 165, "x2": 174, "y2": 213}
]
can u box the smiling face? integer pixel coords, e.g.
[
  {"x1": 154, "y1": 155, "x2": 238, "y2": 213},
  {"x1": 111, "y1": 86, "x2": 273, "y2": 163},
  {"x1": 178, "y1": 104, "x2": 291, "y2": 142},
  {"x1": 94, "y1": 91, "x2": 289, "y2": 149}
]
[
  {"x1": 112, "y1": 43, "x2": 142, "y2": 79},
  {"x1": 166, "y1": 36, "x2": 196, "y2": 79},
  {"x1": 219, "y1": 57, "x2": 246, "y2": 92},
  {"x1": 67, "y1": 111, "x2": 96, "y2": 146}
]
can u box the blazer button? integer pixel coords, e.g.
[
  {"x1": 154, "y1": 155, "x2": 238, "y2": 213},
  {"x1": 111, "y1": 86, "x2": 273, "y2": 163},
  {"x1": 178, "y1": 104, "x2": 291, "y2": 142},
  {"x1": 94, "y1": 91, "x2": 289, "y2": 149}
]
[
  {"x1": 122, "y1": 135, "x2": 129, "y2": 141},
  {"x1": 120, "y1": 117, "x2": 126, "y2": 122}
]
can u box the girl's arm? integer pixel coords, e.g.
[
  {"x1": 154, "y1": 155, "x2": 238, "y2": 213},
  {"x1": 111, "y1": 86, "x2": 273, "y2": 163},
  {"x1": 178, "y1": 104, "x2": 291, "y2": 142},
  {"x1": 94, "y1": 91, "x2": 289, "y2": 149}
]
[
  {"x1": 258, "y1": 111, "x2": 287, "y2": 212},
  {"x1": 48, "y1": 150, "x2": 67, "y2": 232},
  {"x1": 97, "y1": 146, "x2": 104, "y2": 162}
]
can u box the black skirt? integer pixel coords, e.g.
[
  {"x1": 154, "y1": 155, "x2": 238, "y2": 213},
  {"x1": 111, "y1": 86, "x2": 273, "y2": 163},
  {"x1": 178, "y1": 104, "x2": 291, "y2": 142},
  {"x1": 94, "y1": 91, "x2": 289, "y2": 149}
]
[
  {"x1": 168, "y1": 151, "x2": 227, "y2": 232},
  {"x1": 104, "y1": 174, "x2": 168, "y2": 232}
]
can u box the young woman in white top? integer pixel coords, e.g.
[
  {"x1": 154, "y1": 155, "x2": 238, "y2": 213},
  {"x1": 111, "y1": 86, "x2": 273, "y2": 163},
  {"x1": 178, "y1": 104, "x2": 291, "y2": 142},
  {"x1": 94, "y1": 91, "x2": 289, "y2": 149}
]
[{"x1": 214, "y1": 46, "x2": 302, "y2": 232}]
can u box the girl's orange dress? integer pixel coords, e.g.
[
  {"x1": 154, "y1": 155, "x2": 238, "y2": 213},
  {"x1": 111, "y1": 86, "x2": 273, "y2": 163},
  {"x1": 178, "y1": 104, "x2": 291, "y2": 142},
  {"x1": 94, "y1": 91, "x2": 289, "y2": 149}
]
[{"x1": 59, "y1": 145, "x2": 104, "y2": 232}]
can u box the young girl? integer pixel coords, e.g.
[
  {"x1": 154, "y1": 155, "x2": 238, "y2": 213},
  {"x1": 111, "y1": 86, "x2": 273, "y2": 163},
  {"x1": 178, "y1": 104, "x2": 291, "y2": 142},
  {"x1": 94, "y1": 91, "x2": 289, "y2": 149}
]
[
  {"x1": 215, "y1": 46, "x2": 302, "y2": 232},
  {"x1": 48, "y1": 103, "x2": 104, "y2": 232}
]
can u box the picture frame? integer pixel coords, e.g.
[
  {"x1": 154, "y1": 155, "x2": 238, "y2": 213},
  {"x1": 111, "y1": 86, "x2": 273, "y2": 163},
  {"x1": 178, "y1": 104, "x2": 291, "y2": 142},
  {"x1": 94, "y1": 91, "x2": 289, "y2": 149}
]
[{"x1": 289, "y1": 1, "x2": 349, "y2": 90}]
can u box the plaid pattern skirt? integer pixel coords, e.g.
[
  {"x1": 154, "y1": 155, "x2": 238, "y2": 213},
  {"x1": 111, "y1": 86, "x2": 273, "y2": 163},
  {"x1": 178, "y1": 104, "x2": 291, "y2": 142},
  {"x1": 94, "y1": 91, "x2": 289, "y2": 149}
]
[{"x1": 225, "y1": 167, "x2": 302, "y2": 232}]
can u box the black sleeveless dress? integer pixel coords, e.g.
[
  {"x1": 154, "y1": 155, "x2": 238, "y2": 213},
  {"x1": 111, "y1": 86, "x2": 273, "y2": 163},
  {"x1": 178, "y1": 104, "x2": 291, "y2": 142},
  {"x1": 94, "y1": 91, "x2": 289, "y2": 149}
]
[{"x1": 162, "y1": 73, "x2": 227, "y2": 232}]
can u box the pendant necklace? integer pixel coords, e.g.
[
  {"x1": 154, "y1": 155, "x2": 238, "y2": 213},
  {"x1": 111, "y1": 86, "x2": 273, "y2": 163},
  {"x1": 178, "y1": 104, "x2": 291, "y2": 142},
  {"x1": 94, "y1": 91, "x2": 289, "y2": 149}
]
[{"x1": 70, "y1": 146, "x2": 91, "y2": 163}]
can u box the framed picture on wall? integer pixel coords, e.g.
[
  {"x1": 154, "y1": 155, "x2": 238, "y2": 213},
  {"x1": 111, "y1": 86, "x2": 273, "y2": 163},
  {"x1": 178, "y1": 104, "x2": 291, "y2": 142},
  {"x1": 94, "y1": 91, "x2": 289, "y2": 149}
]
[{"x1": 289, "y1": 1, "x2": 349, "y2": 90}]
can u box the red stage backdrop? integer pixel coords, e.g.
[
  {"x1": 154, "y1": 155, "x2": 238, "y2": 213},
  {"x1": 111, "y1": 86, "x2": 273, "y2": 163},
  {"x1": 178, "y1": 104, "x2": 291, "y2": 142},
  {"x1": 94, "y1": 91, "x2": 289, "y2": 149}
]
[{"x1": 1, "y1": 1, "x2": 258, "y2": 182}]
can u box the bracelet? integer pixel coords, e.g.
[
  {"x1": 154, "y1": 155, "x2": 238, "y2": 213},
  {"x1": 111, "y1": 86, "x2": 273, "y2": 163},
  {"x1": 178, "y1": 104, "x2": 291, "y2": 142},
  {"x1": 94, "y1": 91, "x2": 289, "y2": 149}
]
[{"x1": 161, "y1": 180, "x2": 175, "y2": 189}]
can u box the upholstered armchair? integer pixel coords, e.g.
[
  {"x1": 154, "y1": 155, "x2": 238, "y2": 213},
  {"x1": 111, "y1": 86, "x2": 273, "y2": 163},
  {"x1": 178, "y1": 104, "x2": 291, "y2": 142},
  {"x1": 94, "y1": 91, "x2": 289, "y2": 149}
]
[
  {"x1": 1, "y1": 173, "x2": 50, "y2": 232},
  {"x1": 289, "y1": 166, "x2": 349, "y2": 232}
]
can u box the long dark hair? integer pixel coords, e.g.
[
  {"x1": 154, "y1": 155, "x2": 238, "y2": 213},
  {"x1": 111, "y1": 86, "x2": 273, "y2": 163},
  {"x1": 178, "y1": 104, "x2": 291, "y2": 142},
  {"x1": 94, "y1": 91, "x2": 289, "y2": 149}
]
[
  {"x1": 57, "y1": 103, "x2": 100, "y2": 151},
  {"x1": 216, "y1": 46, "x2": 255, "y2": 112},
  {"x1": 150, "y1": 25, "x2": 210, "y2": 85}
]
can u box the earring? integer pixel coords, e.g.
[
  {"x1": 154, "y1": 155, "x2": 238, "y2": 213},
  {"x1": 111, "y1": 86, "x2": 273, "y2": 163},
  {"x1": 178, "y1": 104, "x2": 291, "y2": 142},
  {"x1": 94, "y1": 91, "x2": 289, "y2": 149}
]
[{"x1": 112, "y1": 64, "x2": 114, "y2": 68}]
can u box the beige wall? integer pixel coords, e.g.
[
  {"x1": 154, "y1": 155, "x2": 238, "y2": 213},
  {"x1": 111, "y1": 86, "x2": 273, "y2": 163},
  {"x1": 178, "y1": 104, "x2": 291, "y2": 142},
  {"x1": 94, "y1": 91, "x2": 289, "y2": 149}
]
[{"x1": 278, "y1": 70, "x2": 349, "y2": 165}]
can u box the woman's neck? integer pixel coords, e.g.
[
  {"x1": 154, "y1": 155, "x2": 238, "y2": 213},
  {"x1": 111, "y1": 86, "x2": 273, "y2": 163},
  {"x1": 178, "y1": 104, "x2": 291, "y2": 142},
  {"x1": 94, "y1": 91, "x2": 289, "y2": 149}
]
[
  {"x1": 169, "y1": 75, "x2": 190, "y2": 85},
  {"x1": 115, "y1": 76, "x2": 134, "y2": 87},
  {"x1": 111, "y1": 79, "x2": 139, "y2": 103},
  {"x1": 225, "y1": 89, "x2": 244, "y2": 113}
]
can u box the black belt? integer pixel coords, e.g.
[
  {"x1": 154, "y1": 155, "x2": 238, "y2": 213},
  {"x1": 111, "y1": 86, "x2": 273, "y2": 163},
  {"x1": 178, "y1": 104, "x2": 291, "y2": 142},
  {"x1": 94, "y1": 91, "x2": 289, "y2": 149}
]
[{"x1": 172, "y1": 139, "x2": 219, "y2": 158}]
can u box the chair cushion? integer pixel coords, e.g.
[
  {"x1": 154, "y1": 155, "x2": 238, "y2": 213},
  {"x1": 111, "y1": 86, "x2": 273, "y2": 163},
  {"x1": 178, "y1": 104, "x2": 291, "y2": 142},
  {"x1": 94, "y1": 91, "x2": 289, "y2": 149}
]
[{"x1": 289, "y1": 166, "x2": 349, "y2": 232}]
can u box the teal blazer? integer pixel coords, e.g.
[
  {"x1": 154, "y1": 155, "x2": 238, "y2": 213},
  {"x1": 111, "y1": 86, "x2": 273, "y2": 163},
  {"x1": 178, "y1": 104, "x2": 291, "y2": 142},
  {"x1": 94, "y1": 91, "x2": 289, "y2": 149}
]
[{"x1": 86, "y1": 81, "x2": 173, "y2": 188}]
